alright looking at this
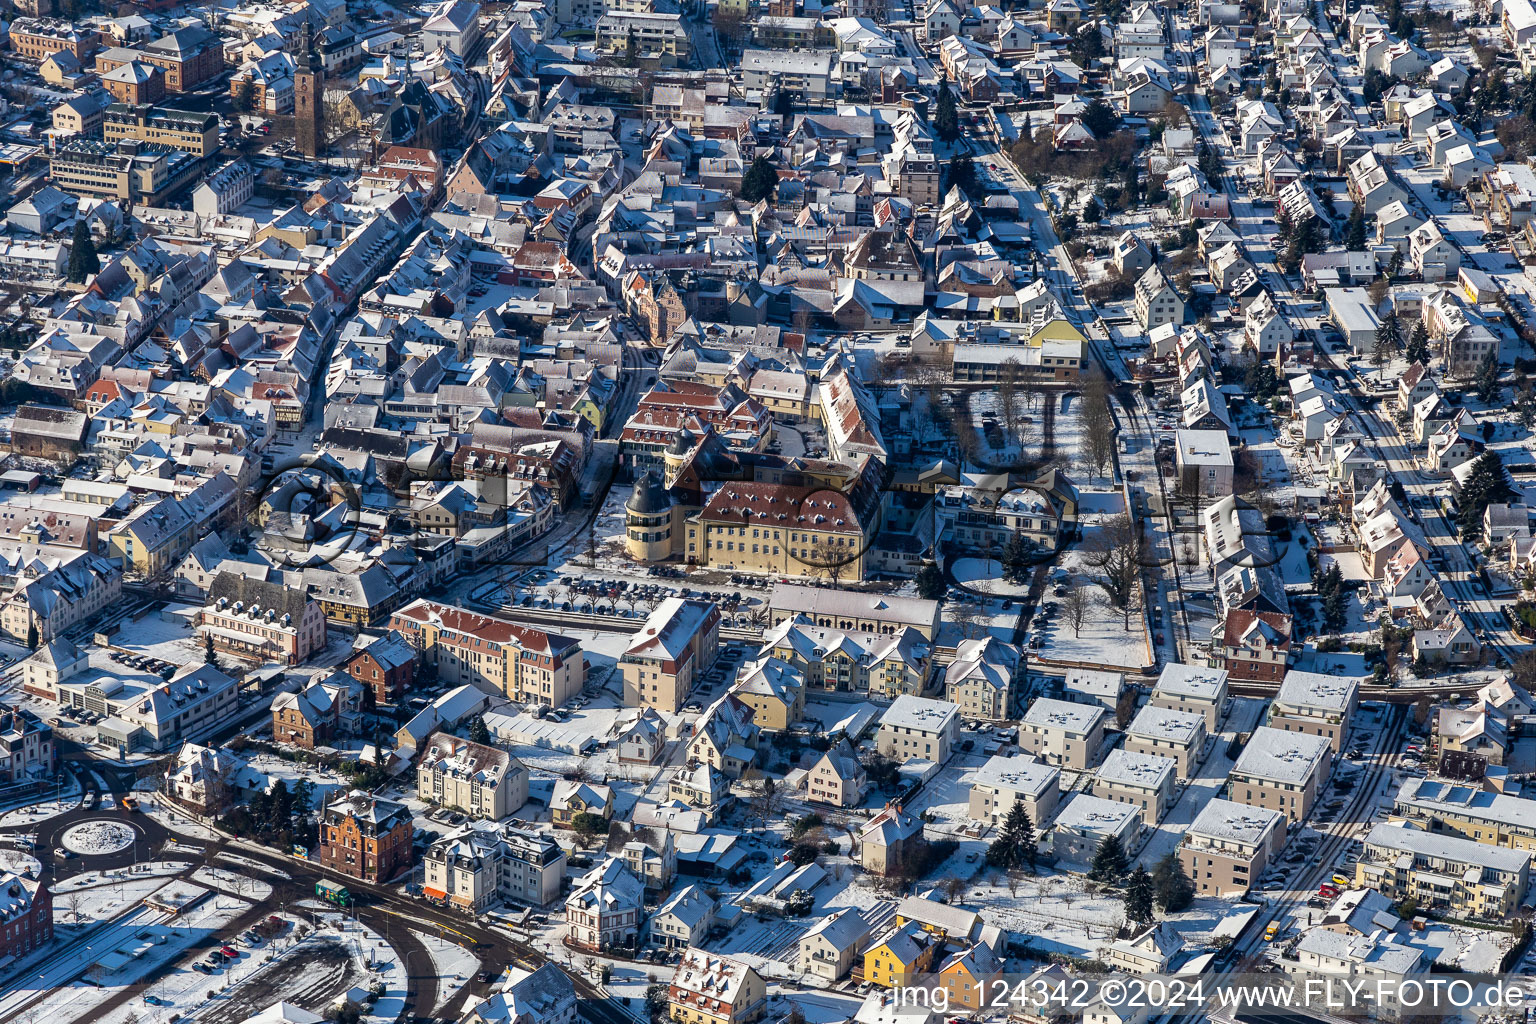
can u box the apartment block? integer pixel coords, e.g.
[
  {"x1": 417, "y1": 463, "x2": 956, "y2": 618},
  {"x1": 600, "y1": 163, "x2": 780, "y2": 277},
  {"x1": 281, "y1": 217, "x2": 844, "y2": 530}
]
[
  {"x1": 1269, "y1": 670, "x2": 1359, "y2": 754},
  {"x1": 1093, "y1": 749, "x2": 1176, "y2": 826},
  {"x1": 877, "y1": 695, "x2": 960, "y2": 763},
  {"x1": 1149, "y1": 662, "x2": 1228, "y2": 731},
  {"x1": 1356, "y1": 821, "x2": 1530, "y2": 921},
  {"x1": 1179, "y1": 798, "x2": 1285, "y2": 896},
  {"x1": 1229, "y1": 727, "x2": 1332, "y2": 822},
  {"x1": 1124, "y1": 705, "x2": 1207, "y2": 779},
  {"x1": 968, "y1": 754, "x2": 1061, "y2": 827},
  {"x1": 622, "y1": 597, "x2": 720, "y2": 713},
  {"x1": 1390, "y1": 778, "x2": 1536, "y2": 851},
  {"x1": 389, "y1": 599, "x2": 585, "y2": 707},
  {"x1": 1020, "y1": 697, "x2": 1107, "y2": 770}
]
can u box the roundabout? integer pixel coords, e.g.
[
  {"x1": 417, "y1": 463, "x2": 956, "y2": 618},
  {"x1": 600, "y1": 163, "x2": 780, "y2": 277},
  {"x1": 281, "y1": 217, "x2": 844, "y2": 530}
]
[{"x1": 60, "y1": 819, "x2": 138, "y2": 857}]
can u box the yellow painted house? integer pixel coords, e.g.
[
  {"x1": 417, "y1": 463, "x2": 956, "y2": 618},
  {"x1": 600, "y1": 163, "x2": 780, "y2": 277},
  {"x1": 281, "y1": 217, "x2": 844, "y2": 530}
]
[
  {"x1": 1028, "y1": 315, "x2": 1088, "y2": 348},
  {"x1": 729, "y1": 656, "x2": 804, "y2": 731},
  {"x1": 938, "y1": 943, "x2": 1002, "y2": 1010},
  {"x1": 863, "y1": 921, "x2": 938, "y2": 988}
]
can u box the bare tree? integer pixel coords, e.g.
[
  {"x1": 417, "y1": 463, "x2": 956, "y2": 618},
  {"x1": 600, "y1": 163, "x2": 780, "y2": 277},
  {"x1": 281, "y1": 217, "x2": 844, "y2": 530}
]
[
  {"x1": 801, "y1": 535, "x2": 854, "y2": 584},
  {"x1": 952, "y1": 602, "x2": 987, "y2": 641},
  {"x1": 1063, "y1": 586, "x2": 1088, "y2": 638},
  {"x1": 1084, "y1": 515, "x2": 1144, "y2": 629},
  {"x1": 998, "y1": 359, "x2": 1023, "y2": 442},
  {"x1": 1081, "y1": 367, "x2": 1116, "y2": 481}
]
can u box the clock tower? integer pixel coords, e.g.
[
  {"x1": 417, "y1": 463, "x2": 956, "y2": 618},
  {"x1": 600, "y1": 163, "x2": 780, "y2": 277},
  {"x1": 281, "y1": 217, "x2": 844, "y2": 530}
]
[{"x1": 294, "y1": 20, "x2": 324, "y2": 159}]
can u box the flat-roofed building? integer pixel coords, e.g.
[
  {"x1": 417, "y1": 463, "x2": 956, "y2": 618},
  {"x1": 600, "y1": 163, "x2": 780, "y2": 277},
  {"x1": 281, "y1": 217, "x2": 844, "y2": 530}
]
[
  {"x1": 1062, "y1": 668, "x2": 1126, "y2": 711},
  {"x1": 739, "y1": 49, "x2": 837, "y2": 103},
  {"x1": 1229, "y1": 727, "x2": 1332, "y2": 822},
  {"x1": 1124, "y1": 705, "x2": 1208, "y2": 779},
  {"x1": 1179, "y1": 798, "x2": 1285, "y2": 896},
  {"x1": 1093, "y1": 749, "x2": 1176, "y2": 826},
  {"x1": 1269, "y1": 670, "x2": 1359, "y2": 754},
  {"x1": 1356, "y1": 821, "x2": 1530, "y2": 921},
  {"x1": 1390, "y1": 777, "x2": 1536, "y2": 851},
  {"x1": 968, "y1": 754, "x2": 1061, "y2": 827},
  {"x1": 1047, "y1": 794, "x2": 1142, "y2": 873},
  {"x1": 1149, "y1": 663, "x2": 1228, "y2": 731},
  {"x1": 877, "y1": 695, "x2": 960, "y2": 763},
  {"x1": 1020, "y1": 697, "x2": 1107, "y2": 770}
]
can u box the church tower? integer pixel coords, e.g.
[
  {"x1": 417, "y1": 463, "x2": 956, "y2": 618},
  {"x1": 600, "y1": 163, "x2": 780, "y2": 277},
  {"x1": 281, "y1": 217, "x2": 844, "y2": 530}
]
[{"x1": 294, "y1": 20, "x2": 324, "y2": 159}]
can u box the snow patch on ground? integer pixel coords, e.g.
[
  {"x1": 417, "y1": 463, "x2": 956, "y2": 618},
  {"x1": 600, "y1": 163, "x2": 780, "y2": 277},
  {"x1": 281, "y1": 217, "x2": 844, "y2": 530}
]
[
  {"x1": 60, "y1": 819, "x2": 137, "y2": 855},
  {"x1": 411, "y1": 929, "x2": 481, "y2": 1016}
]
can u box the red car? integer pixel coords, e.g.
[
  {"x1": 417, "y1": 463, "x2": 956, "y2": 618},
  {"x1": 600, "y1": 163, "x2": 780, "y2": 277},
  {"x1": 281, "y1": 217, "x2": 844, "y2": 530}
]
[{"x1": 220, "y1": 946, "x2": 238, "y2": 958}]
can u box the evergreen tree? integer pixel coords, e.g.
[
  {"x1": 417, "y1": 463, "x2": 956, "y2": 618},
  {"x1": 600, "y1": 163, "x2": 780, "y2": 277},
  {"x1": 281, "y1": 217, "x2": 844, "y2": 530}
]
[
  {"x1": 234, "y1": 76, "x2": 256, "y2": 113},
  {"x1": 1372, "y1": 310, "x2": 1399, "y2": 378},
  {"x1": 67, "y1": 219, "x2": 99, "y2": 284},
  {"x1": 934, "y1": 85, "x2": 960, "y2": 143},
  {"x1": 986, "y1": 802, "x2": 1037, "y2": 871},
  {"x1": 915, "y1": 562, "x2": 946, "y2": 601},
  {"x1": 1315, "y1": 564, "x2": 1348, "y2": 633},
  {"x1": 1152, "y1": 853, "x2": 1196, "y2": 912},
  {"x1": 948, "y1": 154, "x2": 979, "y2": 198},
  {"x1": 1475, "y1": 349, "x2": 1502, "y2": 403},
  {"x1": 1405, "y1": 320, "x2": 1431, "y2": 366},
  {"x1": 204, "y1": 633, "x2": 217, "y2": 664},
  {"x1": 469, "y1": 715, "x2": 491, "y2": 744},
  {"x1": 1274, "y1": 206, "x2": 1295, "y2": 249},
  {"x1": 1002, "y1": 533, "x2": 1031, "y2": 583},
  {"x1": 1345, "y1": 207, "x2": 1367, "y2": 251},
  {"x1": 26, "y1": 621, "x2": 38, "y2": 651},
  {"x1": 1088, "y1": 834, "x2": 1129, "y2": 882},
  {"x1": 1124, "y1": 867, "x2": 1156, "y2": 926},
  {"x1": 1457, "y1": 452, "x2": 1512, "y2": 542},
  {"x1": 739, "y1": 155, "x2": 779, "y2": 203},
  {"x1": 624, "y1": 29, "x2": 638, "y2": 66}
]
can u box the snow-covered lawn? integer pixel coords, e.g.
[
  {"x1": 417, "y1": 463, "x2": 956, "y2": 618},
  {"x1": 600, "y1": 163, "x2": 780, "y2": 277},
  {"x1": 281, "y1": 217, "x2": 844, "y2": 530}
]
[
  {"x1": 60, "y1": 819, "x2": 138, "y2": 856},
  {"x1": 0, "y1": 848, "x2": 41, "y2": 876},
  {"x1": 0, "y1": 789, "x2": 83, "y2": 827},
  {"x1": 193, "y1": 866, "x2": 275, "y2": 901}
]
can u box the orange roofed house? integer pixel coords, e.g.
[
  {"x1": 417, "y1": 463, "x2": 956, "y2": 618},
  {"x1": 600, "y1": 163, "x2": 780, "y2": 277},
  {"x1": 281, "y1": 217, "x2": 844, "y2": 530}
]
[
  {"x1": 387, "y1": 598, "x2": 585, "y2": 706},
  {"x1": 360, "y1": 147, "x2": 444, "y2": 192}
]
